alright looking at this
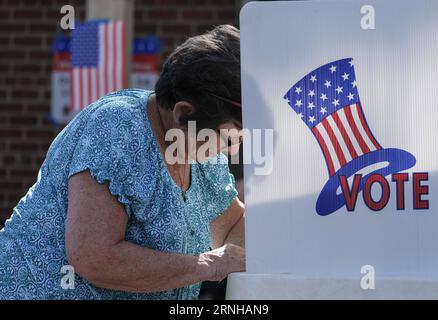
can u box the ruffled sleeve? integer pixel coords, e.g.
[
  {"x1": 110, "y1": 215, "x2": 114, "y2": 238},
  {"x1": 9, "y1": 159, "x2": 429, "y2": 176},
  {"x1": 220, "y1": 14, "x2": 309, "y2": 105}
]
[
  {"x1": 198, "y1": 153, "x2": 239, "y2": 222},
  {"x1": 68, "y1": 102, "x2": 144, "y2": 218}
]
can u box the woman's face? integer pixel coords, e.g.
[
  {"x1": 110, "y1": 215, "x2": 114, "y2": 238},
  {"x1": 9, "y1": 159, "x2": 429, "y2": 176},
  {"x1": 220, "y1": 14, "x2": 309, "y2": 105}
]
[
  {"x1": 216, "y1": 121, "x2": 243, "y2": 156},
  {"x1": 193, "y1": 120, "x2": 243, "y2": 163},
  {"x1": 171, "y1": 101, "x2": 242, "y2": 163}
]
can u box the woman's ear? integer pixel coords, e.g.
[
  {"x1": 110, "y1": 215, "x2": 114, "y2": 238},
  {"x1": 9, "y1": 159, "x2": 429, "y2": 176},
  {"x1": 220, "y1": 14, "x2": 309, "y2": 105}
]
[{"x1": 173, "y1": 101, "x2": 195, "y2": 126}]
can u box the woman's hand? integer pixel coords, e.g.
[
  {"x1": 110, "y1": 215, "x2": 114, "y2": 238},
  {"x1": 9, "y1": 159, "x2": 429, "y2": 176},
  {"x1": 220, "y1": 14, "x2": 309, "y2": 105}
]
[{"x1": 199, "y1": 243, "x2": 246, "y2": 282}]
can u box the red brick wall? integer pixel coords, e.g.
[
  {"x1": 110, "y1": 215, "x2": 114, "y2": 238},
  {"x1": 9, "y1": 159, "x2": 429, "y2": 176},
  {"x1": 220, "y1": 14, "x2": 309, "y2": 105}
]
[
  {"x1": 136, "y1": 0, "x2": 238, "y2": 58},
  {"x1": 0, "y1": 0, "x2": 239, "y2": 223}
]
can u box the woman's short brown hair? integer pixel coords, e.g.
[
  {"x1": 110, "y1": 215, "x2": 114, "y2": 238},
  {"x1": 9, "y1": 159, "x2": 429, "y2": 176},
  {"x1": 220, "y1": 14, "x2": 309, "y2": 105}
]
[{"x1": 155, "y1": 24, "x2": 242, "y2": 130}]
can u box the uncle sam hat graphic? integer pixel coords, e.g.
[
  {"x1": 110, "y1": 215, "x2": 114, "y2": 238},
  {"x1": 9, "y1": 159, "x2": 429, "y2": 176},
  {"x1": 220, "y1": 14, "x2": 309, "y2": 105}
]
[{"x1": 284, "y1": 58, "x2": 417, "y2": 216}]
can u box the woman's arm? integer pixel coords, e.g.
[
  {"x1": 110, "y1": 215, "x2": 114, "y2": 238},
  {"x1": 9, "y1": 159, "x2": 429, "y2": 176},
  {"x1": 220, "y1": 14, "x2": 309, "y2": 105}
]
[
  {"x1": 210, "y1": 197, "x2": 245, "y2": 249},
  {"x1": 66, "y1": 171, "x2": 245, "y2": 293},
  {"x1": 224, "y1": 211, "x2": 245, "y2": 247}
]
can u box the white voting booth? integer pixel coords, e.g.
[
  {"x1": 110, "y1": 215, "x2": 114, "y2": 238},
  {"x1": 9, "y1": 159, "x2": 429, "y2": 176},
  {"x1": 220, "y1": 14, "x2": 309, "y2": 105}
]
[{"x1": 227, "y1": 0, "x2": 438, "y2": 299}]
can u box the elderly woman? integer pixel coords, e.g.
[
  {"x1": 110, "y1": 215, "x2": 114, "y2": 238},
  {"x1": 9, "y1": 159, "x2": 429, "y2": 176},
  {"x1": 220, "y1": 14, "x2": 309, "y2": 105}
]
[{"x1": 0, "y1": 25, "x2": 245, "y2": 300}]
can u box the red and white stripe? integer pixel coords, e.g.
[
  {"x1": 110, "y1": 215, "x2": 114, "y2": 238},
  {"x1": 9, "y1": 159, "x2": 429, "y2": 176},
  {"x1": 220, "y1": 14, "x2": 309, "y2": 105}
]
[
  {"x1": 312, "y1": 103, "x2": 381, "y2": 176},
  {"x1": 71, "y1": 20, "x2": 126, "y2": 113}
]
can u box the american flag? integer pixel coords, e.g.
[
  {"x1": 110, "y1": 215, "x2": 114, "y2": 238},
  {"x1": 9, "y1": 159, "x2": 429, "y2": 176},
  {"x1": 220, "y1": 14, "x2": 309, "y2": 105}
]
[
  {"x1": 70, "y1": 20, "x2": 126, "y2": 112},
  {"x1": 284, "y1": 58, "x2": 381, "y2": 176}
]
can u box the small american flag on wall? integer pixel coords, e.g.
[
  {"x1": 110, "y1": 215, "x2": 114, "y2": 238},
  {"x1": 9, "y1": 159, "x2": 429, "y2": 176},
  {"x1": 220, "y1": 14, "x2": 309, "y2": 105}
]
[{"x1": 70, "y1": 20, "x2": 127, "y2": 112}]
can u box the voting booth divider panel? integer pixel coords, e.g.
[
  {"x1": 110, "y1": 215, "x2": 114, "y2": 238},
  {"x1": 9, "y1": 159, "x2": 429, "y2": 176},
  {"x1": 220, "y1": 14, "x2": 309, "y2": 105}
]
[{"x1": 228, "y1": 0, "x2": 438, "y2": 299}]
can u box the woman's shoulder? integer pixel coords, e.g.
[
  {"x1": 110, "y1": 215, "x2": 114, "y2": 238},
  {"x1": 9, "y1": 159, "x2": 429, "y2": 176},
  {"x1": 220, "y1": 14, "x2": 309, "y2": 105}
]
[
  {"x1": 48, "y1": 89, "x2": 156, "y2": 179},
  {"x1": 63, "y1": 89, "x2": 159, "y2": 209},
  {"x1": 86, "y1": 88, "x2": 152, "y2": 120},
  {"x1": 58, "y1": 89, "x2": 152, "y2": 136},
  {"x1": 75, "y1": 88, "x2": 157, "y2": 164},
  {"x1": 65, "y1": 89, "x2": 154, "y2": 151},
  {"x1": 98, "y1": 88, "x2": 151, "y2": 106}
]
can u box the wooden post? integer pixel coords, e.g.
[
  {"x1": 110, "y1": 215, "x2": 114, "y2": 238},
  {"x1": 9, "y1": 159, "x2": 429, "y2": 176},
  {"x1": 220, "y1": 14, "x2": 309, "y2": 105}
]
[{"x1": 86, "y1": 0, "x2": 134, "y2": 86}]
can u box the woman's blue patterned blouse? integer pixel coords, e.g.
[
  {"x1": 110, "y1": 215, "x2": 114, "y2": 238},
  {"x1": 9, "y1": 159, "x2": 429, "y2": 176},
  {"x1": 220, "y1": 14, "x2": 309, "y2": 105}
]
[{"x1": 0, "y1": 89, "x2": 238, "y2": 300}]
